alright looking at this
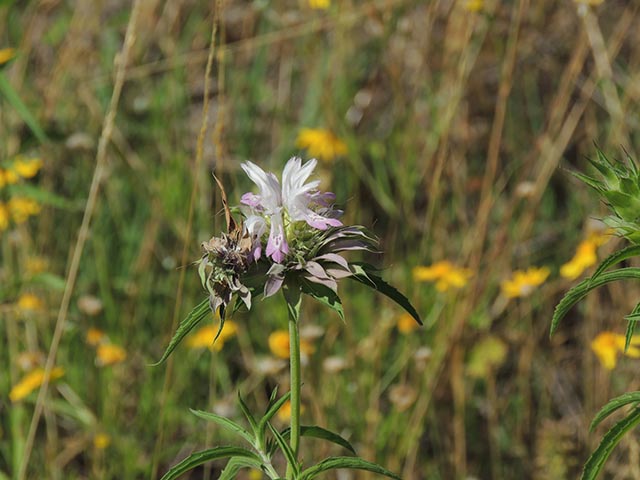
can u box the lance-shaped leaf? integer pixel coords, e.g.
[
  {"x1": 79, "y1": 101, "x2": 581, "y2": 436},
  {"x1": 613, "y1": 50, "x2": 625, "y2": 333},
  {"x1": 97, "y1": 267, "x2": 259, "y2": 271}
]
[
  {"x1": 299, "y1": 457, "x2": 401, "y2": 480},
  {"x1": 624, "y1": 303, "x2": 640, "y2": 352},
  {"x1": 152, "y1": 298, "x2": 210, "y2": 366},
  {"x1": 189, "y1": 409, "x2": 254, "y2": 445},
  {"x1": 588, "y1": 245, "x2": 640, "y2": 286},
  {"x1": 349, "y1": 263, "x2": 422, "y2": 325},
  {"x1": 551, "y1": 268, "x2": 640, "y2": 335},
  {"x1": 283, "y1": 276, "x2": 302, "y2": 323},
  {"x1": 280, "y1": 425, "x2": 356, "y2": 454},
  {"x1": 300, "y1": 278, "x2": 344, "y2": 321},
  {"x1": 159, "y1": 446, "x2": 262, "y2": 480},
  {"x1": 268, "y1": 422, "x2": 300, "y2": 477},
  {"x1": 589, "y1": 392, "x2": 640, "y2": 431},
  {"x1": 582, "y1": 406, "x2": 640, "y2": 480},
  {"x1": 218, "y1": 456, "x2": 265, "y2": 480},
  {"x1": 258, "y1": 391, "x2": 291, "y2": 444}
]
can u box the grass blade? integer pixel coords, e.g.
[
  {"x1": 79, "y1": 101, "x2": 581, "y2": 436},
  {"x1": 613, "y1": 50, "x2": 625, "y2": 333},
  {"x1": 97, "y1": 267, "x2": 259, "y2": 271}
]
[{"x1": 0, "y1": 72, "x2": 48, "y2": 144}]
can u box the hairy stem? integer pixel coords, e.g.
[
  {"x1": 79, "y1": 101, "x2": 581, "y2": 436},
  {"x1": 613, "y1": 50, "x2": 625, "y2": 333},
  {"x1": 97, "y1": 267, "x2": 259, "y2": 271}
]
[{"x1": 286, "y1": 317, "x2": 301, "y2": 479}]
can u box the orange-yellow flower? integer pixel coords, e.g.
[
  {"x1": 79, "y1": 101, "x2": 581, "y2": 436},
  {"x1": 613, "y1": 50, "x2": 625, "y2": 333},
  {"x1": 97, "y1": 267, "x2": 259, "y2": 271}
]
[
  {"x1": 12, "y1": 157, "x2": 42, "y2": 179},
  {"x1": 96, "y1": 343, "x2": 127, "y2": 366},
  {"x1": 463, "y1": 0, "x2": 483, "y2": 12},
  {"x1": 560, "y1": 230, "x2": 612, "y2": 280},
  {"x1": 8, "y1": 197, "x2": 41, "y2": 223},
  {"x1": 93, "y1": 433, "x2": 111, "y2": 450},
  {"x1": 0, "y1": 203, "x2": 9, "y2": 230},
  {"x1": 9, "y1": 367, "x2": 64, "y2": 402},
  {"x1": 17, "y1": 293, "x2": 44, "y2": 312},
  {"x1": 25, "y1": 256, "x2": 48, "y2": 275},
  {"x1": 397, "y1": 312, "x2": 419, "y2": 334},
  {"x1": 276, "y1": 400, "x2": 306, "y2": 422},
  {"x1": 268, "y1": 330, "x2": 315, "y2": 359},
  {"x1": 0, "y1": 48, "x2": 15, "y2": 66},
  {"x1": 186, "y1": 321, "x2": 238, "y2": 351},
  {"x1": 413, "y1": 261, "x2": 472, "y2": 292},
  {"x1": 296, "y1": 128, "x2": 347, "y2": 162},
  {"x1": 501, "y1": 267, "x2": 550, "y2": 298},
  {"x1": 591, "y1": 332, "x2": 640, "y2": 370},
  {"x1": 308, "y1": 0, "x2": 330, "y2": 10},
  {"x1": 86, "y1": 328, "x2": 106, "y2": 346}
]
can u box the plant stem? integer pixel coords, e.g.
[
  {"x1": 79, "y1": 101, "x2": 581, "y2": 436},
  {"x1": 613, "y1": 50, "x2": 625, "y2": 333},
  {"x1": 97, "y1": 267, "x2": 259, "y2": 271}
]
[{"x1": 286, "y1": 316, "x2": 301, "y2": 479}]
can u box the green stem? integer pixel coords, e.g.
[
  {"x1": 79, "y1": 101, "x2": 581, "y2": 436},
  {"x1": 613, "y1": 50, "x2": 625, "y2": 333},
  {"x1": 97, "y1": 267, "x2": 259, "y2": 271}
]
[{"x1": 286, "y1": 316, "x2": 301, "y2": 479}]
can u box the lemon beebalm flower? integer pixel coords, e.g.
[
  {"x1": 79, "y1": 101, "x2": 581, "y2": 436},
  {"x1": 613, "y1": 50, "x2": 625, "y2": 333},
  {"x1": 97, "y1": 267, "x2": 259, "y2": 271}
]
[
  {"x1": 501, "y1": 266, "x2": 550, "y2": 298},
  {"x1": 591, "y1": 332, "x2": 640, "y2": 370},
  {"x1": 86, "y1": 328, "x2": 106, "y2": 346},
  {"x1": 0, "y1": 48, "x2": 15, "y2": 65},
  {"x1": 268, "y1": 330, "x2": 315, "y2": 359},
  {"x1": 96, "y1": 343, "x2": 127, "y2": 366},
  {"x1": 10, "y1": 367, "x2": 64, "y2": 403},
  {"x1": 12, "y1": 157, "x2": 43, "y2": 179},
  {"x1": 186, "y1": 321, "x2": 238, "y2": 351},
  {"x1": 308, "y1": 0, "x2": 330, "y2": 10},
  {"x1": 17, "y1": 293, "x2": 44, "y2": 312},
  {"x1": 412, "y1": 261, "x2": 472, "y2": 292},
  {"x1": 397, "y1": 312, "x2": 420, "y2": 334},
  {"x1": 296, "y1": 128, "x2": 347, "y2": 163}
]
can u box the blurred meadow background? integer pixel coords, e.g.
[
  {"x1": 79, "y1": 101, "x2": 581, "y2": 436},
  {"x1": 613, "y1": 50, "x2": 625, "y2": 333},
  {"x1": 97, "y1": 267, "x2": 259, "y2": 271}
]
[{"x1": 2, "y1": 0, "x2": 640, "y2": 478}]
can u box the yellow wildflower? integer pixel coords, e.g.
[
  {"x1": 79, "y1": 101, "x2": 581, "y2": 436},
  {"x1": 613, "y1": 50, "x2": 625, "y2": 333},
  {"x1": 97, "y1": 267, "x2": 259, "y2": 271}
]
[
  {"x1": 96, "y1": 343, "x2": 127, "y2": 366},
  {"x1": 17, "y1": 293, "x2": 44, "y2": 312},
  {"x1": 397, "y1": 312, "x2": 419, "y2": 334},
  {"x1": 501, "y1": 266, "x2": 550, "y2": 299},
  {"x1": 86, "y1": 328, "x2": 106, "y2": 347},
  {"x1": 276, "y1": 400, "x2": 306, "y2": 422},
  {"x1": 560, "y1": 240, "x2": 597, "y2": 280},
  {"x1": 463, "y1": 0, "x2": 483, "y2": 12},
  {"x1": 25, "y1": 256, "x2": 48, "y2": 275},
  {"x1": 12, "y1": 157, "x2": 42, "y2": 179},
  {"x1": 0, "y1": 48, "x2": 15, "y2": 66},
  {"x1": 308, "y1": 0, "x2": 330, "y2": 9},
  {"x1": 591, "y1": 332, "x2": 640, "y2": 370},
  {"x1": 93, "y1": 433, "x2": 111, "y2": 450},
  {"x1": 0, "y1": 203, "x2": 9, "y2": 230},
  {"x1": 268, "y1": 330, "x2": 315, "y2": 359},
  {"x1": 412, "y1": 261, "x2": 472, "y2": 292},
  {"x1": 3, "y1": 168, "x2": 19, "y2": 185},
  {"x1": 8, "y1": 197, "x2": 41, "y2": 223},
  {"x1": 186, "y1": 321, "x2": 238, "y2": 351},
  {"x1": 248, "y1": 469, "x2": 263, "y2": 480},
  {"x1": 296, "y1": 128, "x2": 347, "y2": 162},
  {"x1": 10, "y1": 367, "x2": 64, "y2": 403},
  {"x1": 574, "y1": 0, "x2": 604, "y2": 5}
]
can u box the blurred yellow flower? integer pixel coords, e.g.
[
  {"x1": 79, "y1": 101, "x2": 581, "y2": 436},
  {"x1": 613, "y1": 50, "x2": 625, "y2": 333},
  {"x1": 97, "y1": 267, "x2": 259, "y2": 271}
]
[
  {"x1": 397, "y1": 312, "x2": 419, "y2": 334},
  {"x1": 308, "y1": 0, "x2": 330, "y2": 9},
  {"x1": 412, "y1": 261, "x2": 472, "y2": 292},
  {"x1": 501, "y1": 266, "x2": 550, "y2": 298},
  {"x1": 186, "y1": 321, "x2": 238, "y2": 351},
  {"x1": 463, "y1": 0, "x2": 483, "y2": 12},
  {"x1": 0, "y1": 203, "x2": 9, "y2": 230},
  {"x1": 268, "y1": 330, "x2": 315, "y2": 359},
  {"x1": 560, "y1": 230, "x2": 612, "y2": 280},
  {"x1": 93, "y1": 433, "x2": 111, "y2": 450},
  {"x1": 96, "y1": 343, "x2": 127, "y2": 366},
  {"x1": 591, "y1": 332, "x2": 640, "y2": 370},
  {"x1": 248, "y1": 468, "x2": 263, "y2": 480},
  {"x1": 86, "y1": 328, "x2": 106, "y2": 347},
  {"x1": 0, "y1": 48, "x2": 15, "y2": 65},
  {"x1": 12, "y1": 157, "x2": 43, "y2": 179},
  {"x1": 17, "y1": 293, "x2": 44, "y2": 312},
  {"x1": 2, "y1": 168, "x2": 19, "y2": 185},
  {"x1": 574, "y1": 0, "x2": 604, "y2": 5},
  {"x1": 296, "y1": 128, "x2": 347, "y2": 162},
  {"x1": 8, "y1": 197, "x2": 41, "y2": 223},
  {"x1": 25, "y1": 256, "x2": 48, "y2": 275},
  {"x1": 10, "y1": 367, "x2": 64, "y2": 403},
  {"x1": 276, "y1": 400, "x2": 306, "y2": 422}
]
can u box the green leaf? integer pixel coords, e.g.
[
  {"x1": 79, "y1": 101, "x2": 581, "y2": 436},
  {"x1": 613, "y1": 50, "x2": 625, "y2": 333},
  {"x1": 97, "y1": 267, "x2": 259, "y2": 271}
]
[
  {"x1": 299, "y1": 457, "x2": 401, "y2": 480},
  {"x1": 268, "y1": 422, "x2": 300, "y2": 476},
  {"x1": 551, "y1": 268, "x2": 640, "y2": 335},
  {"x1": 218, "y1": 456, "x2": 264, "y2": 480},
  {"x1": 624, "y1": 303, "x2": 640, "y2": 352},
  {"x1": 0, "y1": 72, "x2": 48, "y2": 144},
  {"x1": 300, "y1": 278, "x2": 344, "y2": 322},
  {"x1": 189, "y1": 409, "x2": 254, "y2": 445},
  {"x1": 589, "y1": 245, "x2": 640, "y2": 286},
  {"x1": 258, "y1": 391, "x2": 291, "y2": 442},
  {"x1": 283, "y1": 276, "x2": 302, "y2": 323},
  {"x1": 237, "y1": 391, "x2": 259, "y2": 435},
  {"x1": 281, "y1": 425, "x2": 356, "y2": 454},
  {"x1": 159, "y1": 446, "x2": 262, "y2": 480},
  {"x1": 582, "y1": 406, "x2": 640, "y2": 480},
  {"x1": 349, "y1": 263, "x2": 422, "y2": 325},
  {"x1": 151, "y1": 298, "x2": 210, "y2": 366},
  {"x1": 589, "y1": 392, "x2": 640, "y2": 431}
]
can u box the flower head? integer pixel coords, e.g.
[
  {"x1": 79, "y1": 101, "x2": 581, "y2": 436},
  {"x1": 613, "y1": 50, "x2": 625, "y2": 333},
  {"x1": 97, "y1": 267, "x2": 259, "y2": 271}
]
[
  {"x1": 295, "y1": 129, "x2": 347, "y2": 162},
  {"x1": 17, "y1": 293, "x2": 44, "y2": 312},
  {"x1": 397, "y1": 312, "x2": 420, "y2": 334},
  {"x1": 591, "y1": 332, "x2": 640, "y2": 370},
  {"x1": 187, "y1": 321, "x2": 238, "y2": 351},
  {"x1": 96, "y1": 343, "x2": 127, "y2": 366},
  {"x1": 560, "y1": 228, "x2": 612, "y2": 280},
  {"x1": 0, "y1": 48, "x2": 15, "y2": 66},
  {"x1": 268, "y1": 329, "x2": 315, "y2": 360},
  {"x1": 86, "y1": 328, "x2": 106, "y2": 346},
  {"x1": 10, "y1": 367, "x2": 64, "y2": 403},
  {"x1": 413, "y1": 261, "x2": 472, "y2": 292},
  {"x1": 501, "y1": 266, "x2": 550, "y2": 298}
]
